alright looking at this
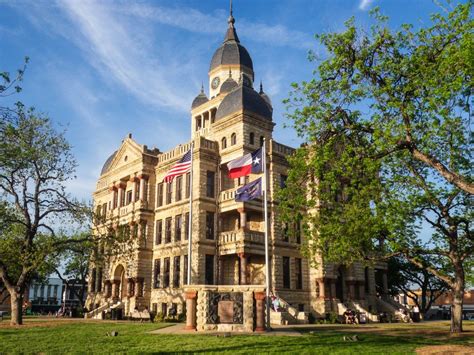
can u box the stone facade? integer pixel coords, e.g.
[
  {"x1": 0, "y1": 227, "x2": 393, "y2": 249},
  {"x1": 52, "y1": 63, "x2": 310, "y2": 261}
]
[{"x1": 85, "y1": 9, "x2": 391, "y2": 324}]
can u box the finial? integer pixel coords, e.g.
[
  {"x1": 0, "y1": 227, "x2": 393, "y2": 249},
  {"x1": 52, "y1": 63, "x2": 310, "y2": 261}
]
[
  {"x1": 259, "y1": 80, "x2": 263, "y2": 94},
  {"x1": 200, "y1": 82, "x2": 204, "y2": 93},
  {"x1": 229, "y1": 68, "x2": 232, "y2": 78},
  {"x1": 228, "y1": 0, "x2": 235, "y2": 26}
]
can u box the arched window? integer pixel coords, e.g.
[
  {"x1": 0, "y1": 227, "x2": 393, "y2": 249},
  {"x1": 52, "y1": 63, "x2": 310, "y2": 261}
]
[
  {"x1": 221, "y1": 137, "x2": 227, "y2": 149},
  {"x1": 249, "y1": 132, "x2": 255, "y2": 145},
  {"x1": 231, "y1": 133, "x2": 237, "y2": 145},
  {"x1": 260, "y1": 136, "x2": 264, "y2": 147}
]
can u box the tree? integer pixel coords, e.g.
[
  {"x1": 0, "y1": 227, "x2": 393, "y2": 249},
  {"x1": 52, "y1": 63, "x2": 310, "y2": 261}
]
[
  {"x1": 0, "y1": 95, "x2": 88, "y2": 324},
  {"x1": 280, "y1": 3, "x2": 472, "y2": 333},
  {"x1": 387, "y1": 257, "x2": 450, "y2": 318}
]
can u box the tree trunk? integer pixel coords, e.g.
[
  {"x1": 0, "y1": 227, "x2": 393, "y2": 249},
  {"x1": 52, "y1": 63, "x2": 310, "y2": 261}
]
[
  {"x1": 450, "y1": 267, "x2": 464, "y2": 333},
  {"x1": 9, "y1": 289, "x2": 23, "y2": 326}
]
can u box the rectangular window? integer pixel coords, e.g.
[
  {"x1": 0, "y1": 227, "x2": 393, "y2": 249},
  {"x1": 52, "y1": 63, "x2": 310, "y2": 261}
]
[
  {"x1": 205, "y1": 254, "x2": 214, "y2": 285},
  {"x1": 120, "y1": 190, "x2": 125, "y2": 207},
  {"x1": 126, "y1": 190, "x2": 132, "y2": 205},
  {"x1": 206, "y1": 171, "x2": 215, "y2": 198},
  {"x1": 113, "y1": 191, "x2": 118, "y2": 209},
  {"x1": 155, "y1": 220, "x2": 162, "y2": 245},
  {"x1": 283, "y1": 256, "x2": 290, "y2": 288},
  {"x1": 166, "y1": 182, "x2": 173, "y2": 204},
  {"x1": 97, "y1": 268, "x2": 102, "y2": 292},
  {"x1": 176, "y1": 176, "x2": 183, "y2": 201},
  {"x1": 157, "y1": 183, "x2": 163, "y2": 207},
  {"x1": 152, "y1": 303, "x2": 158, "y2": 314},
  {"x1": 161, "y1": 303, "x2": 168, "y2": 316},
  {"x1": 295, "y1": 217, "x2": 301, "y2": 244},
  {"x1": 184, "y1": 255, "x2": 188, "y2": 285},
  {"x1": 206, "y1": 212, "x2": 215, "y2": 240},
  {"x1": 184, "y1": 212, "x2": 190, "y2": 240},
  {"x1": 175, "y1": 214, "x2": 182, "y2": 242},
  {"x1": 102, "y1": 203, "x2": 107, "y2": 216},
  {"x1": 165, "y1": 217, "x2": 172, "y2": 243},
  {"x1": 185, "y1": 172, "x2": 191, "y2": 198},
  {"x1": 280, "y1": 174, "x2": 288, "y2": 189},
  {"x1": 173, "y1": 256, "x2": 181, "y2": 288},
  {"x1": 163, "y1": 257, "x2": 170, "y2": 288},
  {"x1": 295, "y1": 258, "x2": 303, "y2": 289},
  {"x1": 154, "y1": 259, "x2": 161, "y2": 288}
]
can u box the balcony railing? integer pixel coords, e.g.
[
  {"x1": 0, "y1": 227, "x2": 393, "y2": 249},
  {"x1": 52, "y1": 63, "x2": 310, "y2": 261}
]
[{"x1": 218, "y1": 230, "x2": 265, "y2": 246}]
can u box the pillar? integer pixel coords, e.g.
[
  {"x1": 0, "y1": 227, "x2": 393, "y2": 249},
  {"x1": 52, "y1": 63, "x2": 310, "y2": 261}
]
[
  {"x1": 237, "y1": 208, "x2": 247, "y2": 229},
  {"x1": 138, "y1": 174, "x2": 149, "y2": 202},
  {"x1": 110, "y1": 185, "x2": 118, "y2": 209},
  {"x1": 185, "y1": 291, "x2": 197, "y2": 330},
  {"x1": 254, "y1": 292, "x2": 266, "y2": 332},
  {"x1": 382, "y1": 270, "x2": 388, "y2": 296},
  {"x1": 330, "y1": 280, "x2": 337, "y2": 300},
  {"x1": 116, "y1": 183, "x2": 125, "y2": 208},
  {"x1": 239, "y1": 253, "x2": 247, "y2": 285},
  {"x1": 130, "y1": 176, "x2": 137, "y2": 202}
]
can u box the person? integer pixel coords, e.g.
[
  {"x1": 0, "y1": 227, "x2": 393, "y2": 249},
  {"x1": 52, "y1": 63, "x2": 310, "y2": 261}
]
[{"x1": 271, "y1": 295, "x2": 281, "y2": 311}]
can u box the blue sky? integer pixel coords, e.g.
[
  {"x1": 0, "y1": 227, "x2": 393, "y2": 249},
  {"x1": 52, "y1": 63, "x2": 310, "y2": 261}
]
[{"x1": 0, "y1": 0, "x2": 453, "y2": 201}]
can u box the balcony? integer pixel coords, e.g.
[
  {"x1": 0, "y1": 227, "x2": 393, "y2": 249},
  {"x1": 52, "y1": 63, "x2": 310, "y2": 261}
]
[
  {"x1": 105, "y1": 200, "x2": 150, "y2": 219},
  {"x1": 218, "y1": 230, "x2": 265, "y2": 255},
  {"x1": 218, "y1": 188, "x2": 263, "y2": 213}
]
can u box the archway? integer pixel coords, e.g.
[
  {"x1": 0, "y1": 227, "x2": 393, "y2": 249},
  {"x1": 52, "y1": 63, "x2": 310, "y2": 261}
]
[{"x1": 113, "y1": 264, "x2": 126, "y2": 300}]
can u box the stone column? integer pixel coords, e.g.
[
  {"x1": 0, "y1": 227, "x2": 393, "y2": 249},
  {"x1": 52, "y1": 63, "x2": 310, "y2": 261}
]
[
  {"x1": 130, "y1": 176, "x2": 137, "y2": 202},
  {"x1": 330, "y1": 280, "x2": 337, "y2": 300},
  {"x1": 382, "y1": 270, "x2": 388, "y2": 296},
  {"x1": 239, "y1": 253, "x2": 247, "y2": 285},
  {"x1": 110, "y1": 185, "x2": 117, "y2": 209},
  {"x1": 254, "y1": 292, "x2": 266, "y2": 332},
  {"x1": 218, "y1": 257, "x2": 224, "y2": 285},
  {"x1": 185, "y1": 291, "x2": 197, "y2": 330},
  {"x1": 116, "y1": 183, "x2": 125, "y2": 208},
  {"x1": 237, "y1": 208, "x2": 247, "y2": 229},
  {"x1": 138, "y1": 174, "x2": 148, "y2": 202}
]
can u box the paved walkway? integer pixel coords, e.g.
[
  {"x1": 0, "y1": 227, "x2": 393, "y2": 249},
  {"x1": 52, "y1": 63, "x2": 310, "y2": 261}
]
[{"x1": 149, "y1": 323, "x2": 303, "y2": 336}]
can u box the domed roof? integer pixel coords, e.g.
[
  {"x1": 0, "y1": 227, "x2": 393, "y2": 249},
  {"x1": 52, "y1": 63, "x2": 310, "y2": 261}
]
[
  {"x1": 101, "y1": 150, "x2": 117, "y2": 175},
  {"x1": 209, "y1": 10, "x2": 253, "y2": 73},
  {"x1": 215, "y1": 83, "x2": 273, "y2": 121},
  {"x1": 220, "y1": 72, "x2": 238, "y2": 94},
  {"x1": 191, "y1": 85, "x2": 209, "y2": 109}
]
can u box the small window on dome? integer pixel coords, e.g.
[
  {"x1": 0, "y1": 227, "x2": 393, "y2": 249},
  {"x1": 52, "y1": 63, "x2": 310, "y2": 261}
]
[
  {"x1": 124, "y1": 156, "x2": 128, "y2": 162},
  {"x1": 221, "y1": 137, "x2": 227, "y2": 150},
  {"x1": 231, "y1": 133, "x2": 237, "y2": 145},
  {"x1": 249, "y1": 132, "x2": 255, "y2": 145}
]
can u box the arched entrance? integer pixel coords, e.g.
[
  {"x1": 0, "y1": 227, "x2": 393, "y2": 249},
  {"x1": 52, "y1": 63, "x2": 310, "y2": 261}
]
[{"x1": 113, "y1": 264, "x2": 127, "y2": 300}]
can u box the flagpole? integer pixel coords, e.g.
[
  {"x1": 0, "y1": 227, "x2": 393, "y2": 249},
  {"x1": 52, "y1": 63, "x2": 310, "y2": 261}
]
[
  {"x1": 263, "y1": 138, "x2": 271, "y2": 330},
  {"x1": 187, "y1": 141, "x2": 194, "y2": 285}
]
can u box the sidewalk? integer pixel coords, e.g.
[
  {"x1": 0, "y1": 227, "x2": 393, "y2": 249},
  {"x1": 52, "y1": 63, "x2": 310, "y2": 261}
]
[{"x1": 149, "y1": 323, "x2": 302, "y2": 336}]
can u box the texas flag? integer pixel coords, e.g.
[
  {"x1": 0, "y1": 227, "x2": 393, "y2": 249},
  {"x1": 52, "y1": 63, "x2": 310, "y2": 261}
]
[{"x1": 227, "y1": 148, "x2": 263, "y2": 179}]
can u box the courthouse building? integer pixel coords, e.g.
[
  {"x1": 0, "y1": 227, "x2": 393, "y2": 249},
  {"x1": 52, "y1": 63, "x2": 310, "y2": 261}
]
[{"x1": 85, "y1": 8, "x2": 394, "y2": 323}]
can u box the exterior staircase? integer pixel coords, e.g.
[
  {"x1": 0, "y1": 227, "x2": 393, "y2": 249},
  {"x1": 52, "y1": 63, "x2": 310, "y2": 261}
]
[
  {"x1": 349, "y1": 301, "x2": 379, "y2": 322},
  {"x1": 85, "y1": 300, "x2": 122, "y2": 320},
  {"x1": 375, "y1": 297, "x2": 411, "y2": 322},
  {"x1": 270, "y1": 296, "x2": 309, "y2": 325}
]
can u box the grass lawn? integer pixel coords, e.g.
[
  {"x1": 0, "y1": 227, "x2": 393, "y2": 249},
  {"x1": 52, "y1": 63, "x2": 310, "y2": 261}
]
[{"x1": 0, "y1": 318, "x2": 473, "y2": 354}]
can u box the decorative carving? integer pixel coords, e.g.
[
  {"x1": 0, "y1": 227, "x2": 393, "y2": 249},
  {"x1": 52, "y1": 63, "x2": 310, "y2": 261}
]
[{"x1": 207, "y1": 292, "x2": 243, "y2": 324}]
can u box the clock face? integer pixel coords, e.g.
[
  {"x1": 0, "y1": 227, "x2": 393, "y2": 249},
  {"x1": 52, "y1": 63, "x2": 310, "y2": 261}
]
[{"x1": 211, "y1": 76, "x2": 220, "y2": 89}]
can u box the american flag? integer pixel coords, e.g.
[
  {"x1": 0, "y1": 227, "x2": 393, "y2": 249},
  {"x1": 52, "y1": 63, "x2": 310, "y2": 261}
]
[{"x1": 163, "y1": 149, "x2": 192, "y2": 183}]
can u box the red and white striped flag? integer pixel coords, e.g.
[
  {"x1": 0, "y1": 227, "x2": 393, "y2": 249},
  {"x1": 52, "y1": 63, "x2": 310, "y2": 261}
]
[{"x1": 163, "y1": 149, "x2": 192, "y2": 183}]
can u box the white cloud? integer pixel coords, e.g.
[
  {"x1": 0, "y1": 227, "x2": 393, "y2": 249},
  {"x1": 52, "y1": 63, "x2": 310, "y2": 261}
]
[
  {"x1": 112, "y1": 2, "x2": 314, "y2": 50},
  {"x1": 359, "y1": 0, "x2": 375, "y2": 10},
  {"x1": 56, "y1": 1, "x2": 191, "y2": 112}
]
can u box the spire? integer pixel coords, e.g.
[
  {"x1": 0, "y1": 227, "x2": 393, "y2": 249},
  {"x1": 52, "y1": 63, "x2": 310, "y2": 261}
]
[
  {"x1": 224, "y1": 0, "x2": 240, "y2": 43},
  {"x1": 200, "y1": 82, "x2": 205, "y2": 93},
  {"x1": 259, "y1": 80, "x2": 264, "y2": 94}
]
